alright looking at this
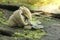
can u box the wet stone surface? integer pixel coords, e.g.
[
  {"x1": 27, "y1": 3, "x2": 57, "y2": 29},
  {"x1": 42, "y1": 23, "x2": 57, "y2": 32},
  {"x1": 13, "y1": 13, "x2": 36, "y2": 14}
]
[{"x1": 40, "y1": 18, "x2": 60, "y2": 40}]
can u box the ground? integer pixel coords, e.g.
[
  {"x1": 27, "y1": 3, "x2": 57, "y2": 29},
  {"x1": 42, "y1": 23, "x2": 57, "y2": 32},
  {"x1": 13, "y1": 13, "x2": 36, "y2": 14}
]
[
  {"x1": 40, "y1": 18, "x2": 60, "y2": 40},
  {"x1": 0, "y1": 9, "x2": 60, "y2": 40}
]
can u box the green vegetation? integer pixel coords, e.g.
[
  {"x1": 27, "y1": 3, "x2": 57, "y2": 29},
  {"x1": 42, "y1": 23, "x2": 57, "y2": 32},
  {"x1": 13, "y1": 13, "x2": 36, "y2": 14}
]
[
  {"x1": 0, "y1": 11, "x2": 7, "y2": 25},
  {"x1": 0, "y1": 0, "x2": 53, "y2": 9},
  {"x1": 13, "y1": 29, "x2": 45, "y2": 39},
  {"x1": 32, "y1": 18, "x2": 37, "y2": 21}
]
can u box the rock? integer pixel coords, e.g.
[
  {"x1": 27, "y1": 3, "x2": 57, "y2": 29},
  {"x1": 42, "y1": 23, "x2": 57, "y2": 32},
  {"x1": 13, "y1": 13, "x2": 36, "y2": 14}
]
[
  {"x1": 30, "y1": 21, "x2": 44, "y2": 29},
  {"x1": 32, "y1": 25, "x2": 44, "y2": 29}
]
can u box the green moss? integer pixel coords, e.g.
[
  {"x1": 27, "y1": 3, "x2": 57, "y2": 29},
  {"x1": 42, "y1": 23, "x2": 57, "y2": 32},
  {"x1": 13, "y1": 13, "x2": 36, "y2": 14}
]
[
  {"x1": 0, "y1": 18, "x2": 8, "y2": 24},
  {"x1": 32, "y1": 18, "x2": 37, "y2": 21},
  {"x1": 0, "y1": 11, "x2": 7, "y2": 25},
  {"x1": 13, "y1": 29, "x2": 46, "y2": 39}
]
